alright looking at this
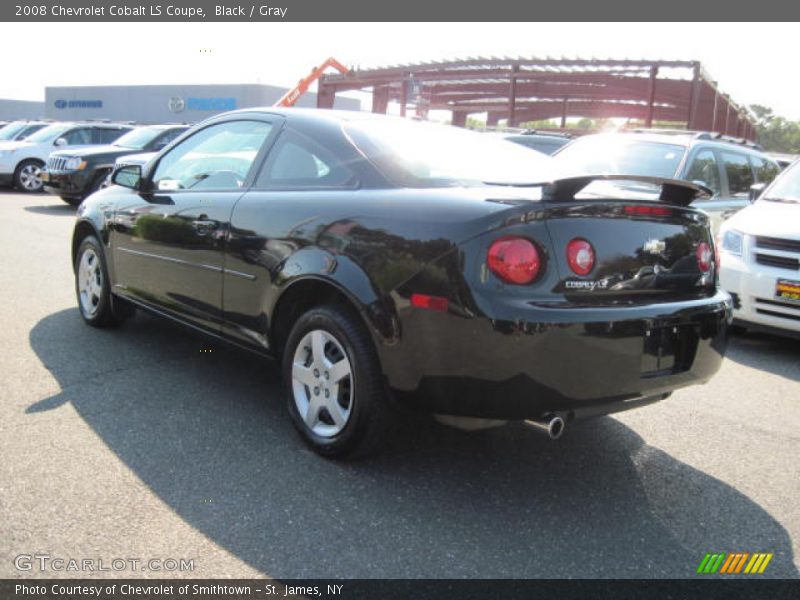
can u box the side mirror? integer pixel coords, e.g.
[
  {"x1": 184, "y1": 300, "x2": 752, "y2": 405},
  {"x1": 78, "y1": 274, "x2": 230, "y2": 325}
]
[
  {"x1": 54, "y1": 137, "x2": 68, "y2": 147},
  {"x1": 749, "y1": 182, "x2": 767, "y2": 203},
  {"x1": 112, "y1": 164, "x2": 142, "y2": 190}
]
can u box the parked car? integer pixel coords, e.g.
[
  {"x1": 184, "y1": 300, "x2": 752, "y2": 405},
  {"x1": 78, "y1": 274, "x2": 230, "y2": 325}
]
[
  {"x1": 719, "y1": 159, "x2": 800, "y2": 338},
  {"x1": 72, "y1": 109, "x2": 731, "y2": 457},
  {"x1": 552, "y1": 130, "x2": 781, "y2": 234},
  {"x1": 43, "y1": 124, "x2": 189, "y2": 205},
  {"x1": 0, "y1": 120, "x2": 49, "y2": 142},
  {"x1": 503, "y1": 130, "x2": 572, "y2": 155},
  {"x1": 0, "y1": 122, "x2": 132, "y2": 193}
]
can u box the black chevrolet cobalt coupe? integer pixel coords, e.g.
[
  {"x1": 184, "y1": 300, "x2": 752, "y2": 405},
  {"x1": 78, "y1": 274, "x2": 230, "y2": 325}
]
[{"x1": 72, "y1": 108, "x2": 731, "y2": 457}]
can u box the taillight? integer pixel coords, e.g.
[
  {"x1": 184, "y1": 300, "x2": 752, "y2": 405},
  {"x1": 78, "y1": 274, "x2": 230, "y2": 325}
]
[
  {"x1": 696, "y1": 241, "x2": 713, "y2": 273},
  {"x1": 566, "y1": 239, "x2": 595, "y2": 276},
  {"x1": 487, "y1": 237, "x2": 541, "y2": 284},
  {"x1": 623, "y1": 205, "x2": 672, "y2": 217}
]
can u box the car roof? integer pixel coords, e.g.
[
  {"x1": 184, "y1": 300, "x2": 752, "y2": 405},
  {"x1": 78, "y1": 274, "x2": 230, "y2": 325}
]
[
  {"x1": 224, "y1": 107, "x2": 416, "y2": 125},
  {"x1": 571, "y1": 131, "x2": 771, "y2": 157},
  {"x1": 139, "y1": 123, "x2": 190, "y2": 130}
]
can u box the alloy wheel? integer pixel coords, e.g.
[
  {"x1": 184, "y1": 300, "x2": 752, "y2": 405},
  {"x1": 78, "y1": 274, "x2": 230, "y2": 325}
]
[
  {"x1": 78, "y1": 248, "x2": 103, "y2": 316},
  {"x1": 291, "y1": 329, "x2": 354, "y2": 438},
  {"x1": 19, "y1": 164, "x2": 43, "y2": 191}
]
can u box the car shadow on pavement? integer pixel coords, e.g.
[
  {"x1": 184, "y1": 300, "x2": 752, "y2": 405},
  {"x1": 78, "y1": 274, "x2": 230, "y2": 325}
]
[
  {"x1": 28, "y1": 309, "x2": 798, "y2": 578},
  {"x1": 24, "y1": 204, "x2": 77, "y2": 217},
  {"x1": 725, "y1": 332, "x2": 800, "y2": 382}
]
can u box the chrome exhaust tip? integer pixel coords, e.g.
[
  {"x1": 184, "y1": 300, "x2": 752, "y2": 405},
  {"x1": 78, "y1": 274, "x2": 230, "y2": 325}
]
[{"x1": 525, "y1": 415, "x2": 566, "y2": 440}]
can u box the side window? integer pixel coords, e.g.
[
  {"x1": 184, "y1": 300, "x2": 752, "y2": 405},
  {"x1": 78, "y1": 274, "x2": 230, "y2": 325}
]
[
  {"x1": 722, "y1": 152, "x2": 755, "y2": 197},
  {"x1": 20, "y1": 124, "x2": 42, "y2": 140},
  {"x1": 751, "y1": 156, "x2": 780, "y2": 185},
  {"x1": 684, "y1": 149, "x2": 721, "y2": 197},
  {"x1": 152, "y1": 120, "x2": 271, "y2": 191},
  {"x1": 256, "y1": 131, "x2": 356, "y2": 189},
  {"x1": 151, "y1": 128, "x2": 184, "y2": 151},
  {"x1": 63, "y1": 128, "x2": 92, "y2": 145},
  {"x1": 95, "y1": 128, "x2": 126, "y2": 144}
]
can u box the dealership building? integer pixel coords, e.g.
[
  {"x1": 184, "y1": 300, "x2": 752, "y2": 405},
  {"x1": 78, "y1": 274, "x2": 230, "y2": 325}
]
[
  {"x1": 0, "y1": 84, "x2": 359, "y2": 123},
  {"x1": 0, "y1": 99, "x2": 45, "y2": 120}
]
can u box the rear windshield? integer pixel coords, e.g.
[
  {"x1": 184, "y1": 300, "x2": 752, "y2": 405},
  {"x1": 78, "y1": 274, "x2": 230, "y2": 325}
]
[
  {"x1": 345, "y1": 118, "x2": 556, "y2": 187},
  {"x1": 554, "y1": 136, "x2": 686, "y2": 179}
]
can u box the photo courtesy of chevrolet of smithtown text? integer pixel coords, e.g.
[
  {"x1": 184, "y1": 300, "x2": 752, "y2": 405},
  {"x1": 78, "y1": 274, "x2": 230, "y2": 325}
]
[{"x1": 0, "y1": 2, "x2": 798, "y2": 600}]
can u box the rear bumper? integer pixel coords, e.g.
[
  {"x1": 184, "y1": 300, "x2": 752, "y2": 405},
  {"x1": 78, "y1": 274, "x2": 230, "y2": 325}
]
[
  {"x1": 720, "y1": 251, "x2": 800, "y2": 335},
  {"x1": 382, "y1": 290, "x2": 732, "y2": 420},
  {"x1": 0, "y1": 173, "x2": 13, "y2": 187}
]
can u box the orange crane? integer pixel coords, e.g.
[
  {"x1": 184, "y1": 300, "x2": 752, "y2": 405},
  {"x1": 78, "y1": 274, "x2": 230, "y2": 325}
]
[{"x1": 275, "y1": 57, "x2": 349, "y2": 107}]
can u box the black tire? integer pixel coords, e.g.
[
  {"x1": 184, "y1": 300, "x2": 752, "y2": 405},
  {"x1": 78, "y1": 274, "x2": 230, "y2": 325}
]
[
  {"x1": 74, "y1": 235, "x2": 130, "y2": 328},
  {"x1": 282, "y1": 304, "x2": 390, "y2": 459},
  {"x1": 14, "y1": 159, "x2": 45, "y2": 193},
  {"x1": 60, "y1": 196, "x2": 82, "y2": 207}
]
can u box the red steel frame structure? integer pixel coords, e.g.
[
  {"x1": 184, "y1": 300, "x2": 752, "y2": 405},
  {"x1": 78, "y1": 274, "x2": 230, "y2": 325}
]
[{"x1": 317, "y1": 58, "x2": 757, "y2": 140}]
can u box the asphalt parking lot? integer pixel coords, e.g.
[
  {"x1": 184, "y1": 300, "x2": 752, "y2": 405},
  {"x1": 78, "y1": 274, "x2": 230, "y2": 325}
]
[{"x1": 0, "y1": 190, "x2": 798, "y2": 579}]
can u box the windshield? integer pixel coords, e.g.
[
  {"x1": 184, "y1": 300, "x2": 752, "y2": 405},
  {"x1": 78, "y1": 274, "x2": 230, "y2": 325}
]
[
  {"x1": 25, "y1": 124, "x2": 71, "y2": 143},
  {"x1": 113, "y1": 127, "x2": 161, "y2": 150},
  {"x1": 0, "y1": 122, "x2": 28, "y2": 140},
  {"x1": 553, "y1": 136, "x2": 686, "y2": 179},
  {"x1": 762, "y1": 160, "x2": 800, "y2": 203},
  {"x1": 345, "y1": 118, "x2": 556, "y2": 187}
]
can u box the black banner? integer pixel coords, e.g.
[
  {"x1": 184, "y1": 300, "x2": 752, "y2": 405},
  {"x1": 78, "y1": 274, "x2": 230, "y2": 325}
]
[
  {"x1": 1, "y1": 0, "x2": 799, "y2": 21},
  {"x1": 2, "y1": 579, "x2": 800, "y2": 600}
]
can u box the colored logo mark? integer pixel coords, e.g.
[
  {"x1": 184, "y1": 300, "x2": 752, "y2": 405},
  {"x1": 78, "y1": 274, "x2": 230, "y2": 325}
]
[
  {"x1": 53, "y1": 99, "x2": 103, "y2": 109},
  {"x1": 696, "y1": 552, "x2": 773, "y2": 574}
]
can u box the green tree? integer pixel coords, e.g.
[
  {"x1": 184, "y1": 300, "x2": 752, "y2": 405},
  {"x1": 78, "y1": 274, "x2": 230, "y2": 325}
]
[{"x1": 750, "y1": 104, "x2": 800, "y2": 153}]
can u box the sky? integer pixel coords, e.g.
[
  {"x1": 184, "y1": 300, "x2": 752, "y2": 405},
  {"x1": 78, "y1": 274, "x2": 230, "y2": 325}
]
[{"x1": 1, "y1": 22, "x2": 798, "y2": 120}]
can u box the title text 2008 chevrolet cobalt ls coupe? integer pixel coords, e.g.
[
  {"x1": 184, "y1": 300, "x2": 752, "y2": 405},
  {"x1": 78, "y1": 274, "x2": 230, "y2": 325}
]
[{"x1": 72, "y1": 109, "x2": 732, "y2": 457}]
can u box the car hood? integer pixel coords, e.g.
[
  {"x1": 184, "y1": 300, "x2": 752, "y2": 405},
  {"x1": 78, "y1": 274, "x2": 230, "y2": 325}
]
[{"x1": 723, "y1": 199, "x2": 800, "y2": 239}]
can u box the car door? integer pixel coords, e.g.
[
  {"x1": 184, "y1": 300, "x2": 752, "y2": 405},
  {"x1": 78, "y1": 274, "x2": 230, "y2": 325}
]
[
  {"x1": 60, "y1": 126, "x2": 96, "y2": 149},
  {"x1": 147, "y1": 128, "x2": 187, "y2": 153},
  {"x1": 717, "y1": 150, "x2": 756, "y2": 225},
  {"x1": 750, "y1": 154, "x2": 781, "y2": 186},
  {"x1": 683, "y1": 146, "x2": 739, "y2": 235},
  {"x1": 110, "y1": 118, "x2": 277, "y2": 333},
  {"x1": 94, "y1": 127, "x2": 130, "y2": 145},
  {"x1": 221, "y1": 128, "x2": 361, "y2": 351}
]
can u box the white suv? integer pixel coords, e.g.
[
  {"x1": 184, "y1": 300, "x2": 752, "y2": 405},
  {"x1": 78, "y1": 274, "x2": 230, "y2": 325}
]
[
  {"x1": 719, "y1": 159, "x2": 800, "y2": 337},
  {"x1": 0, "y1": 122, "x2": 131, "y2": 192}
]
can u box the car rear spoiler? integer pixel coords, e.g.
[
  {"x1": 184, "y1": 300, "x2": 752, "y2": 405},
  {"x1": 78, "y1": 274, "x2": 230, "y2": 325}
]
[{"x1": 541, "y1": 175, "x2": 712, "y2": 207}]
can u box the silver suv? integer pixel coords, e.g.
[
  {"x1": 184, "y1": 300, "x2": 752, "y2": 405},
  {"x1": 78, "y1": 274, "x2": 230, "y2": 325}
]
[
  {"x1": 553, "y1": 130, "x2": 781, "y2": 233},
  {"x1": 0, "y1": 122, "x2": 131, "y2": 193}
]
